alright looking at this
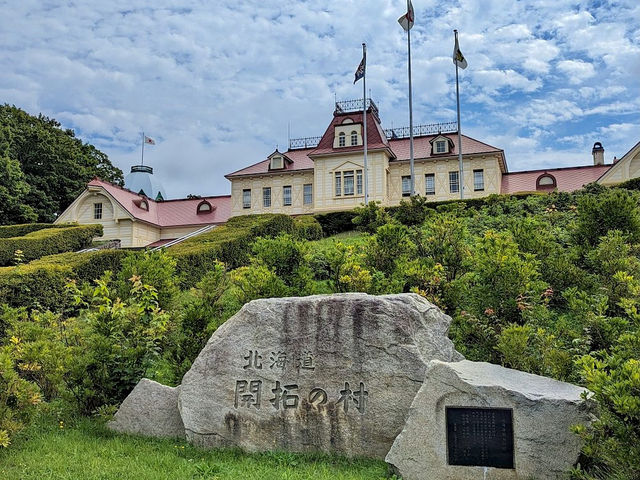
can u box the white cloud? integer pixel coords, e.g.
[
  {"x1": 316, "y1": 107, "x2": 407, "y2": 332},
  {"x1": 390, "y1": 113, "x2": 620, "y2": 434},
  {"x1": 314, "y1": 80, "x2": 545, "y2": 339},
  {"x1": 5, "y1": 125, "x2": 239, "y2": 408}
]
[{"x1": 0, "y1": 0, "x2": 637, "y2": 197}]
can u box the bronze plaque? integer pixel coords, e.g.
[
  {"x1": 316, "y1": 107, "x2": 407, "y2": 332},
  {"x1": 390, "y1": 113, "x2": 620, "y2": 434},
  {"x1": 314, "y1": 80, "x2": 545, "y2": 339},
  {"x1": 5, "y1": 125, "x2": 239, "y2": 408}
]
[{"x1": 446, "y1": 407, "x2": 514, "y2": 468}]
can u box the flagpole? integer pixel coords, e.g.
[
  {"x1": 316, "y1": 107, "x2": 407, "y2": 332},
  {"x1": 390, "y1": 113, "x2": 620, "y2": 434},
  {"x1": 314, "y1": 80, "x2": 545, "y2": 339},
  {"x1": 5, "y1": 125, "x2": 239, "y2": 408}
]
[
  {"x1": 407, "y1": 1, "x2": 415, "y2": 196},
  {"x1": 362, "y1": 43, "x2": 369, "y2": 205},
  {"x1": 141, "y1": 131, "x2": 145, "y2": 166},
  {"x1": 454, "y1": 30, "x2": 464, "y2": 199}
]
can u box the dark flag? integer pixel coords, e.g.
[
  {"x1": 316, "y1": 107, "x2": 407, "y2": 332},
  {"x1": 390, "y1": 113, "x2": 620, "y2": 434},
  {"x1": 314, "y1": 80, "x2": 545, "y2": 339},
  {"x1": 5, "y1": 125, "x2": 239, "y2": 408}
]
[{"x1": 354, "y1": 55, "x2": 365, "y2": 84}]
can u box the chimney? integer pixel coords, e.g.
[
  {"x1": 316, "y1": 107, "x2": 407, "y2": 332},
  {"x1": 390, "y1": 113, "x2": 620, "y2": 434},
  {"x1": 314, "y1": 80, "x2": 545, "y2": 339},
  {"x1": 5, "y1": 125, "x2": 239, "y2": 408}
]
[{"x1": 592, "y1": 142, "x2": 605, "y2": 165}]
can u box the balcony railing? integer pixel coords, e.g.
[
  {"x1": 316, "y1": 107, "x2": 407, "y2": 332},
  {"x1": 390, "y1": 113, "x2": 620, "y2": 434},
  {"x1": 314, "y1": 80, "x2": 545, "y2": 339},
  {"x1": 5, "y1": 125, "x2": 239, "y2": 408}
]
[
  {"x1": 289, "y1": 136, "x2": 322, "y2": 150},
  {"x1": 384, "y1": 121, "x2": 457, "y2": 140},
  {"x1": 334, "y1": 98, "x2": 380, "y2": 122}
]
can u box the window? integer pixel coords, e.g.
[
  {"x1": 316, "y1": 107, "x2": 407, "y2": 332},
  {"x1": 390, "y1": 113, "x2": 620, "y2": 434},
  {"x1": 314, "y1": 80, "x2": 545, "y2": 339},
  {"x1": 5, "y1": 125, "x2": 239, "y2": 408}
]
[
  {"x1": 303, "y1": 184, "x2": 313, "y2": 205},
  {"x1": 449, "y1": 171, "x2": 459, "y2": 194},
  {"x1": 242, "y1": 189, "x2": 251, "y2": 209},
  {"x1": 283, "y1": 185, "x2": 292, "y2": 206},
  {"x1": 339, "y1": 132, "x2": 346, "y2": 147},
  {"x1": 335, "y1": 172, "x2": 342, "y2": 196},
  {"x1": 425, "y1": 173, "x2": 435, "y2": 195},
  {"x1": 197, "y1": 201, "x2": 212, "y2": 213},
  {"x1": 263, "y1": 187, "x2": 271, "y2": 208},
  {"x1": 94, "y1": 202, "x2": 102, "y2": 219},
  {"x1": 537, "y1": 174, "x2": 556, "y2": 188},
  {"x1": 139, "y1": 200, "x2": 148, "y2": 211},
  {"x1": 343, "y1": 170, "x2": 355, "y2": 195},
  {"x1": 270, "y1": 156, "x2": 283, "y2": 170},
  {"x1": 402, "y1": 176, "x2": 411, "y2": 197},
  {"x1": 473, "y1": 169, "x2": 484, "y2": 191},
  {"x1": 356, "y1": 169, "x2": 363, "y2": 195},
  {"x1": 435, "y1": 140, "x2": 447, "y2": 154},
  {"x1": 351, "y1": 131, "x2": 358, "y2": 146}
]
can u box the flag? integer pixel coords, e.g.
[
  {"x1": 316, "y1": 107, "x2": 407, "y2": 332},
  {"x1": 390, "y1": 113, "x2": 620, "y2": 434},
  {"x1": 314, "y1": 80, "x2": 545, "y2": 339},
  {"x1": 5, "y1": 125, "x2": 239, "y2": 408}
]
[
  {"x1": 453, "y1": 35, "x2": 468, "y2": 69},
  {"x1": 354, "y1": 55, "x2": 365, "y2": 84},
  {"x1": 398, "y1": 0, "x2": 414, "y2": 31},
  {"x1": 144, "y1": 136, "x2": 156, "y2": 145}
]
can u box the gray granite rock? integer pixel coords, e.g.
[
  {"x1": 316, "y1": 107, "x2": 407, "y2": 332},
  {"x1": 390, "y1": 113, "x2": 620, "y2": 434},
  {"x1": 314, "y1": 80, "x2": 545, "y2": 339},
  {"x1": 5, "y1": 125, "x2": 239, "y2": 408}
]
[
  {"x1": 386, "y1": 360, "x2": 594, "y2": 480},
  {"x1": 178, "y1": 293, "x2": 462, "y2": 458},
  {"x1": 108, "y1": 378, "x2": 185, "y2": 438}
]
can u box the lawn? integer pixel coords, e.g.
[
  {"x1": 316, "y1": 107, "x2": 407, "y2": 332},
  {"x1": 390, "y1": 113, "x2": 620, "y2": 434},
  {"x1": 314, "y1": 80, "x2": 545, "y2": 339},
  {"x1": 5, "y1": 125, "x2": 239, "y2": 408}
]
[{"x1": 0, "y1": 417, "x2": 389, "y2": 480}]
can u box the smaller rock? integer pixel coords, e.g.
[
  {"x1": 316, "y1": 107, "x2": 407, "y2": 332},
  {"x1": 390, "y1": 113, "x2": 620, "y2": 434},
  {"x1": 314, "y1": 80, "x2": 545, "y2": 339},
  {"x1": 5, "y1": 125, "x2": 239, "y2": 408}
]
[
  {"x1": 108, "y1": 378, "x2": 185, "y2": 439},
  {"x1": 386, "y1": 360, "x2": 594, "y2": 480}
]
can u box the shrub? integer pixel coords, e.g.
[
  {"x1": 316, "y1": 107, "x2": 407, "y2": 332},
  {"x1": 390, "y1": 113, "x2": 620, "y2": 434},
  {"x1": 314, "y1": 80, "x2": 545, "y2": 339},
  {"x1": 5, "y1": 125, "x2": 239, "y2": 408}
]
[
  {"x1": 314, "y1": 210, "x2": 358, "y2": 236},
  {"x1": 618, "y1": 177, "x2": 640, "y2": 192},
  {"x1": 0, "y1": 223, "x2": 71, "y2": 239},
  {"x1": 574, "y1": 189, "x2": 640, "y2": 247},
  {"x1": 293, "y1": 216, "x2": 323, "y2": 240},
  {"x1": 0, "y1": 249, "x2": 126, "y2": 310},
  {"x1": 117, "y1": 251, "x2": 179, "y2": 309},
  {"x1": 0, "y1": 224, "x2": 102, "y2": 266},
  {"x1": 390, "y1": 195, "x2": 430, "y2": 226},
  {"x1": 169, "y1": 214, "x2": 295, "y2": 287},
  {"x1": 352, "y1": 202, "x2": 390, "y2": 233}
]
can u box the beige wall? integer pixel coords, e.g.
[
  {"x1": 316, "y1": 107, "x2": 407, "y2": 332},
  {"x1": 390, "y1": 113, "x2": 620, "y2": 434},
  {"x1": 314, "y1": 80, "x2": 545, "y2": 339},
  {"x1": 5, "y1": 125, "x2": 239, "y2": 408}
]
[
  {"x1": 387, "y1": 155, "x2": 503, "y2": 204},
  {"x1": 228, "y1": 152, "x2": 504, "y2": 216},
  {"x1": 160, "y1": 225, "x2": 206, "y2": 240},
  {"x1": 312, "y1": 150, "x2": 390, "y2": 212},
  {"x1": 131, "y1": 221, "x2": 161, "y2": 248},
  {"x1": 599, "y1": 147, "x2": 640, "y2": 186},
  {"x1": 229, "y1": 171, "x2": 315, "y2": 217}
]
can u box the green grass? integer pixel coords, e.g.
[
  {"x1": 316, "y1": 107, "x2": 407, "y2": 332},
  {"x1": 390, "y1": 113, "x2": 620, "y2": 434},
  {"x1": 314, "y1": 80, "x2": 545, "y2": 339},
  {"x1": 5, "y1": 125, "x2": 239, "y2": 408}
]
[
  {"x1": 309, "y1": 231, "x2": 368, "y2": 250},
  {"x1": 0, "y1": 418, "x2": 389, "y2": 480}
]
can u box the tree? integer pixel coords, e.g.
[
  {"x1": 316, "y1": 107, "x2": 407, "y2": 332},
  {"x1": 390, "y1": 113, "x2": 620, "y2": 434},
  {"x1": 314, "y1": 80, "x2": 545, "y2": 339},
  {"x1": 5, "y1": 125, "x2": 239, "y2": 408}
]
[{"x1": 0, "y1": 104, "x2": 123, "y2": 223}]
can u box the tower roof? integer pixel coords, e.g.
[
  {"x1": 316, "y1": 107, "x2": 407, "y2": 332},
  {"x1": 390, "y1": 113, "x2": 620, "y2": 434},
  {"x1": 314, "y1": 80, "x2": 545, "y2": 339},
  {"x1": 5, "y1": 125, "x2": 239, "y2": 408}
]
[{"x1": 124, "y1": 165, "x2": 167, "y2": 201}]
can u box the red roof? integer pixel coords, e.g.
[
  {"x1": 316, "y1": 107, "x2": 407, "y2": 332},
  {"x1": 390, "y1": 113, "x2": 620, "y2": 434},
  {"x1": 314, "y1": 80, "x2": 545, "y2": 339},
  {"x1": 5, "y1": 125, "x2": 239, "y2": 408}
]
[
  {"x1": 226, "y1": 110, "x2": 505, "y2": 178},
  {"x1": 389, "y1": 134, "x2": 502, "y2": 162},
  {"x1": 309, "y1": 110, "x2": 390, "y2": 157},
  {"x1": 501, "y1": 164, "x2": 611, "y2": 194},
  {"x1": 87, "y1": 178, "x2": 231, "y2": 227}
]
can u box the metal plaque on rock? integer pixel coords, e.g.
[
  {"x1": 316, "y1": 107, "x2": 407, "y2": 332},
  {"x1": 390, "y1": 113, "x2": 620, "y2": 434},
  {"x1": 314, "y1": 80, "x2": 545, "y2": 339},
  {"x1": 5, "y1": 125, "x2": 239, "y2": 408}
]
[{"x1": 446, "y1": 407, "x2": 514, "y2": 469}]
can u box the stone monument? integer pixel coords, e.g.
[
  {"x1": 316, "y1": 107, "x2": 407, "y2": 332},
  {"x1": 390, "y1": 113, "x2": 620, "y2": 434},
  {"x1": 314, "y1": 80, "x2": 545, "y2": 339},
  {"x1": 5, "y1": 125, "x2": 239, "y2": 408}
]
[
  {"x1": 178, "y1": 293, "x2": 462, "y2": 458},
  {"x1": 386, "y1": 360, "x2": 594, "y2": 480}
]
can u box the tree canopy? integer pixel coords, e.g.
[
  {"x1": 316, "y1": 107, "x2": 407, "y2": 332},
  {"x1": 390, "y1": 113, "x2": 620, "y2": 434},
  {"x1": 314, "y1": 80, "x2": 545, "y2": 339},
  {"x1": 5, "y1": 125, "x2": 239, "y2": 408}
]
[{"x1": 0, "y1": 104, "x2": 123, "y2": 224}]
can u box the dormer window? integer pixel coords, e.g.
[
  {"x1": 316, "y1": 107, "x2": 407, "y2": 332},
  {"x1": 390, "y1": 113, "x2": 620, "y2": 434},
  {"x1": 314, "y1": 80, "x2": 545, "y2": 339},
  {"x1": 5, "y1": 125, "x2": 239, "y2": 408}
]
[
  {"x1": 536, "y1": 174, "x2": 556, "y2": 190},
  {"x1": 197, "y1": 200, "x2": 213, "y2": 214},
  {"x1": 430, "y1": 136, "x2": 452, "y2": 155},
  {"x1": 140, "y1": 200, "x2": 148, "y2": 211},
  {"x1": 351, "y1": 131, "x2": 358, "y2": 146},
  {"x1": 339, "y1": 132, "x2": 346, "y2": 147},
  {"x1": 270, "y1": 155, "x2": 284, "y2": 170}
]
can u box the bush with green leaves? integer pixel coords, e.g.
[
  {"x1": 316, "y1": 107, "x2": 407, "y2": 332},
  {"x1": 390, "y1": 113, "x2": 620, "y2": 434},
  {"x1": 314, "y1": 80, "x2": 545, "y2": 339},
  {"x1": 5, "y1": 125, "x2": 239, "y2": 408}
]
[
  {"x1": 0, "y1": 224, "x2": 102, "y2": 266},
  {"x1": 573, "y1": 188, "x2": 640, "y2": 247},
  {"x1": 351, "y1": 201, "x2": 390, "y2": 233},
  {"x1": 293, "y1": 215, "x2": 323, "y2": 240},
  {"x1": 0, "y1": 223, "x2": 69, "y2": 239}
]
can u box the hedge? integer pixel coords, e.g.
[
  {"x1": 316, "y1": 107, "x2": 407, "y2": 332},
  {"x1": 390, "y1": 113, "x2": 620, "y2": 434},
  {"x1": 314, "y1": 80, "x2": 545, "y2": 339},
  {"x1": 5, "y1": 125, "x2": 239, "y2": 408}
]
[
  {"x1": 314, "y1": 211, "x2": 359, "y2": 236},
  {"x1": 0, "y1": 223, "x2": 73, "y2": 239},
  {"x1": 0, "y1": 249, "x2": 127, "y2": 310},
  {"x1": 618, "y1": 177, "x2": 640, "y2": 192},
  {"x1": 0, "y1": 224, "x2": 103, "y2": 266},
  {"x1": 168, "y1": 214, "x2": 295, "y2": 287},
  {"x1": 293, "y1": 215, "x2": 323, "y2": 240}
]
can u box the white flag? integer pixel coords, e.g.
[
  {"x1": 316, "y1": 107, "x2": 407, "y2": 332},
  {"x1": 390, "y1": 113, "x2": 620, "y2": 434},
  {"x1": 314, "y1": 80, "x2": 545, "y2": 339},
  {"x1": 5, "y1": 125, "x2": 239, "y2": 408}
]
[
  {"x1": 453, "y1": 35, "x2": 468, "y2": 70},
  {"x1": 144, "y1": 135, "x2": 156, "y2": 145},
  {"x1": 398, "y1": 0, "x2": 414, "y2": 31}
]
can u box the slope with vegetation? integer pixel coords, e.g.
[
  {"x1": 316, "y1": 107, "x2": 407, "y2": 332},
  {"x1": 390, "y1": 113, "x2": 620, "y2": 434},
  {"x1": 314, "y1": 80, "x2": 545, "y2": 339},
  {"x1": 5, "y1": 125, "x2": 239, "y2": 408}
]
[{"x1": 0, "y1": 185, "x2": 639, "y2": 479}]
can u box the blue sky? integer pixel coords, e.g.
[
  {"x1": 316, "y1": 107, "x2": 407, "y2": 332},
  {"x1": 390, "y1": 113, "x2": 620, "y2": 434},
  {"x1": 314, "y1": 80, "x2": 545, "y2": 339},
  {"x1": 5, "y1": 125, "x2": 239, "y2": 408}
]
[{"x1": 1, "y1": 0, "x2": 638, "y2": 198}]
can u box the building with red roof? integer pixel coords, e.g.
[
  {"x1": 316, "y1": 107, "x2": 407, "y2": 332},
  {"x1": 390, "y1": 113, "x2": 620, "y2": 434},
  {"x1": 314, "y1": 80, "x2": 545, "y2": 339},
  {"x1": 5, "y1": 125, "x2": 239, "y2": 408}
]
[
  {"x1": 55, "y1": 177, "x2": 230, "y2": 248},
  {"x1": 226, "y1": 99, "x2": 507, "y2": 217}
]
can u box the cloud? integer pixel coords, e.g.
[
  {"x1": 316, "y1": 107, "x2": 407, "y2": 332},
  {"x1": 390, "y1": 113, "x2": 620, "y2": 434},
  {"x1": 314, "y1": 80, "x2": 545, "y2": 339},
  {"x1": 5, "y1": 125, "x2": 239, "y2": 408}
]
[{"x1": 0, "y1": 0, "x2": 637, "y2": 198}]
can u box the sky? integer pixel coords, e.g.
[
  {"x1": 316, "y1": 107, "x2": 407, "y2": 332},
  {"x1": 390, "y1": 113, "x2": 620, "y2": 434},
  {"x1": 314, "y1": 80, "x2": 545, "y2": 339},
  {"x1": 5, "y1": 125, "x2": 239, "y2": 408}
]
[{"x1": 1, "y1": 0, "x2": 639, "y2": 199}]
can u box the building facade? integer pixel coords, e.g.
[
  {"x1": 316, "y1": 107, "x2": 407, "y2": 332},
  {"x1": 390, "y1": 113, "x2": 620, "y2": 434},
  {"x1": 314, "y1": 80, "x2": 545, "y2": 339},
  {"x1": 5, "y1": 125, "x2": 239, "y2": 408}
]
[
  {"x1": 225, "y1": 99, "x2": 507, "y2": 217},
  {"x1": 55, "y1": 178, "x2": 231, "y2": 248}
]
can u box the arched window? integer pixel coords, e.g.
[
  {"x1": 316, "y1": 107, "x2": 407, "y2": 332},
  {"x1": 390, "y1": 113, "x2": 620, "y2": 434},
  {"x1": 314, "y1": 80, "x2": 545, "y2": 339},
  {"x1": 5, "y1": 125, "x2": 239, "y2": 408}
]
[
  {"x1": 536, "y1": 174, "x2": 556, "y2": 190},
  {"x1": 351, "y1": 131, "x2": 358, "y2": 146},
  {"x1": 197, "y1": 200, "x2": 213, "y2": 214},
  {"x1": 338, "y1": 132, "x2": 346, "y2": 147},
  {"x1": 140, "y1": 200, "x2": 148, "y2": 211}
]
